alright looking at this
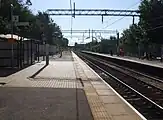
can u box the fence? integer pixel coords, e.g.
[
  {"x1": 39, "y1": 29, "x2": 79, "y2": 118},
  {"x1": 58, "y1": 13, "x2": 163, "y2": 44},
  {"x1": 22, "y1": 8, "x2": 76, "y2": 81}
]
[
  {"x1": 0, "y1": 35, "x2": 57, "y2": 68},
  {"x1": 0, "y1": 37, "x2": 40, "y2": 68}
]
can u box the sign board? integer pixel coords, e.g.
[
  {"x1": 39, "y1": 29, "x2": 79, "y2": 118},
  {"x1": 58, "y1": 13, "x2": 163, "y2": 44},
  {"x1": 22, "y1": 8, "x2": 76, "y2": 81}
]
[
  {"x1": 8, "y1": 38, "x2": 15, "y2": 43},
  {"x1": 15, "y1": 22, "x2": 29, "y2": 26},
  {"x1": 12, "y1": 15, "x2": 19, "y2": 23}
]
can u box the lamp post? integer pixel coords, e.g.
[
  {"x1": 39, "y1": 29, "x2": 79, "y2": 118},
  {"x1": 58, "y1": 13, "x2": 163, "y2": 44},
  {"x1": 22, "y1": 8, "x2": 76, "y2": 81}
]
[
  {"x1": 41, "y1": 33, "x2": 46, "y2": 61},
  {"x1": 46, "y1": 43, "x2": 49, "y2": 65},
  {"x1": 11, "y1": 3, "x2": 14, "y2": 68},
  {"x1": 116, "y1": 31, "x2": 119, "y2": 55},
  {"x1": 41, "y1": 33, "x2": 49, "y2": 65}
]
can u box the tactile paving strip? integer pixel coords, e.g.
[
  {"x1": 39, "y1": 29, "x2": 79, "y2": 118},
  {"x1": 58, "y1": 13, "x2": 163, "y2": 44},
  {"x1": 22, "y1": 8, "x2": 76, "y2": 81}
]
[
  {"x1": 31, "y1": 78, "x2": 82, "y2": 88},
  {"x1": 31, "y1": 77, "x2": 77, "y2": 81},
  {"x1": 85, "y1": 87, "x2": 111, "y2": 120},
  {"x1": 73, "y1": 58, "x2": 111, "y2": 120}
]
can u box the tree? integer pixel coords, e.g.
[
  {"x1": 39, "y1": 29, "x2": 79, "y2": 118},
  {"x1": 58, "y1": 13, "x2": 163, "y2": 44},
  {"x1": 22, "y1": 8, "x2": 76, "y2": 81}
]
[
  {"x1": 0, "y1": 0, "x2": 34, "y2": 35},
  {"x1": 110, "y1": 36, "x2": 116, "y2": 40},
  {"x1": 119, "y1": 0, "x2": 163, "y2": 57},
  {"x1": 0, "y1": 0, "x2": 63, "y2": 46},
  {"x1": 62, "y1": 38, "x2": 69, "y2": 47},
  {"x1": 139, "y1": 0, "x2": 163, "y2": 44},
  {"x1": 120, "y1": 24, "x2": 146, "y2": 56},
  {"x1": 138, "y1": 0, "x2": 163, "y2": 57},
  {"x1": 34, "y1": 12, "x2": 63, "y2": 45}
]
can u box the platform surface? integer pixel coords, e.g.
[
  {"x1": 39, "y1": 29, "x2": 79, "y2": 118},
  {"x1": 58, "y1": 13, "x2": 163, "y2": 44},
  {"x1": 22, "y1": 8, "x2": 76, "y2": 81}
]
[
  {"x1": 0, "y1": 51, "x2": 145, "y2": 120},
  {"x1": 84, "y1": 51, "x2": 163, "y2": 68},
  {"x1": 73, "y1": 52, "x2": 145, "y2": 120},
  {"x1": 116, "y1": 55, "x2": 163, "y2": 68}
]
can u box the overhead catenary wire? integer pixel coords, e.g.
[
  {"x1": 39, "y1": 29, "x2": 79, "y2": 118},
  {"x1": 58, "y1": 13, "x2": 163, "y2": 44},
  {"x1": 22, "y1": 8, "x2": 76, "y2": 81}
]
[
  {"x1": 147, "y1": 15, "x2": 163, "y2": 22},
  {"x1": 103, "y1": 0, "x2": 141, "y2": 29},
  {"x1": 104, "y1": 1, "x2": 163, "y2": 29},
  {"x1": 103, "y1": 16, "x2": 126, "y2": 29},
  {"x1": 147, "y1": 25, "x2": 163, "y2": 31}
]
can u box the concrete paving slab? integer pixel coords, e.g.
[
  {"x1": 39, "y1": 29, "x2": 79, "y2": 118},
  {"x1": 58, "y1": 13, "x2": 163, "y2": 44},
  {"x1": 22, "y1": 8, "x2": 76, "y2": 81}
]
[
  {"x1": 99, "y1": 96, "x2": 121, "y2": 104},
  {"x1": 3, "y1": 62, "x2": 45, "y2": 87},
  {"x1": 0, "y1": 87, "x2": 76, "y2": 120},
  {"x1": 77, "y1": 89, "x2": 93, "y2": 120},
  {"x1": 96, "y1": 89, "x2": 115, "y2": 96},
  {"x1": 112, "y1": 115, "x2": 142, "y2": 120},
  {"x1": 92, "y1": 84, "x2": 110, "y2": 90},
  {"x1": 36, "y1": 61, "x2": 76, "y2": 79},
  {"x1": 105, "y1": 104, "x2": 128, "y2": 115}
]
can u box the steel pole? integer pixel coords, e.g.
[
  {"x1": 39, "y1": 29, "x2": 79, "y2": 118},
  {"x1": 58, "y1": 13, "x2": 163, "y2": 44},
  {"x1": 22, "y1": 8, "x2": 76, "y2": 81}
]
[
  {"x1": 46, "y1": 44, "x2": 49, "y2": 65},
  {"x1": 11, "y1": 3, "x2": 14, "y2": 68},
  {"x1": 43, "y1": 43, "x2": 45, "y2": 61},
  {"x1": 116, "y1": 32, "x2": 119, "y2": 55},
  {"x1": 133, "y1": 16, "x2": 135, "y2": 25}
]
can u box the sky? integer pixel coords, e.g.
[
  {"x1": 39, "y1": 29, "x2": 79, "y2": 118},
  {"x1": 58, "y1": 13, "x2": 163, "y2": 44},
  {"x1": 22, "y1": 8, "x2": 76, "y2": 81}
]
[{"x1": 29, "y1": 0, "x2": 140, "y2": 45}]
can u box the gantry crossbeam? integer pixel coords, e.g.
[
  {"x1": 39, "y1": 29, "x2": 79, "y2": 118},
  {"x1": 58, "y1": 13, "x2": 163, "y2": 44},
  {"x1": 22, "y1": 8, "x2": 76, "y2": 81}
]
[{"x1": 46, "y1": 9, "x2": 140, "y2": 17}]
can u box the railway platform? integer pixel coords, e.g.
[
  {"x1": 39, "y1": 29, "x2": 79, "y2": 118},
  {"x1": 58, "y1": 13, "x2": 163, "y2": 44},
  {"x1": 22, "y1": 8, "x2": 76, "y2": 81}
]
[
  {"x1": 83, "y1": 51, "x2": 163, "y2": 79},
  {"x1": 84, "y1": 51, "x2": 163, "y2": 68},
  {"x1": 120, "y1": 55, "x2": 163, "y2": 67},
  {"x1": 0, "y1": 51, "x2": 145, "y2": 120}
]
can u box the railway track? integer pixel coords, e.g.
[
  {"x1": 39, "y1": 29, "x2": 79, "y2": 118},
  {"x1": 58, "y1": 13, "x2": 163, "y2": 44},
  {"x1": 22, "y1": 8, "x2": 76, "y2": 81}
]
[
  {"x1": 77, "y1": 52, "x2": 163, "y2": 120},
  {"x1": 83, "y1": 53, "x2": 163, "y2": 91},
  {"x1": 91, "y1": 54, "x2": 163, "y2": 89}
]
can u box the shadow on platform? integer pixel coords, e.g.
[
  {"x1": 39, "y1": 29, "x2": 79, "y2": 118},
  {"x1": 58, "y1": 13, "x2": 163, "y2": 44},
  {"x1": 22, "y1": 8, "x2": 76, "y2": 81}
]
[
  {"x1": 30, "y1": 65, "x2": 48, "y2": 78},
  {"x1": 0, "y1": 65, "x2": 30, "y2": 77},
  {"x1": 0, "y1": 87, "x2": 93, "y2": 120}
]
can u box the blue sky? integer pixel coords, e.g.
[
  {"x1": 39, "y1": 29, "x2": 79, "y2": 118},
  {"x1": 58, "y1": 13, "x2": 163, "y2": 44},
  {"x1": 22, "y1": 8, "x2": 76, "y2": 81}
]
[{"x1": 30, "y1": 0, "x2": 140, "y2": 45}]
